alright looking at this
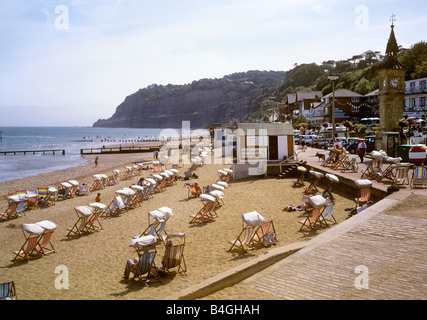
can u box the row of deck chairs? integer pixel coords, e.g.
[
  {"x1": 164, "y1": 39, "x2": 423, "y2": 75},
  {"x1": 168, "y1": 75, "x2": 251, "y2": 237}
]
[
  {"x1": 228, "y1": 211, "x2": 277, "y2": 252},
  {"x1": 189, "y1": 183, "x2": 228, "y2": 224},
  {"x1": 1, "y1": 186, "x2": 59, "y2": 221},
  {"x1": 11, "y1": 220, "x2": 57, "y2": 263},
  {"x1": 321, "y1": 147, "x2": 359, "y2": 173},
  {"x1": 293, "y1": 167, "x2": 340, "y2": 201},
  {"x1": 360, "y1": 150, "x2": 421, "y2": 187}
]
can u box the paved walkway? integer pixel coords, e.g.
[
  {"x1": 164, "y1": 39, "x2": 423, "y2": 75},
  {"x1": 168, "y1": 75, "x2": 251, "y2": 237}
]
[{"x1": 199, "y1": 146, "x2": 427, "y2": 300}]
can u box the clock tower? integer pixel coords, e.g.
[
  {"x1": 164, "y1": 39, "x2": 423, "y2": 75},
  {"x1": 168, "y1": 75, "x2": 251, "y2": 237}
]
[{"x1": 376, "y1": 16, "x2": 407, "y2": 152}]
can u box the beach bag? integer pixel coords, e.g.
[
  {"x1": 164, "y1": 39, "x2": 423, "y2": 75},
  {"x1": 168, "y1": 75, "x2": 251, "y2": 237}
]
[{"x1": 262, "y1": 233, "x2": 277, "y2": 246}]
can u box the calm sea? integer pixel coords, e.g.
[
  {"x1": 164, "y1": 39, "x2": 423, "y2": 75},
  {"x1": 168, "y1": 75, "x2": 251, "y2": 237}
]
[{"x1": 0, "y1": 127, "x2": 168, "y2": 183}]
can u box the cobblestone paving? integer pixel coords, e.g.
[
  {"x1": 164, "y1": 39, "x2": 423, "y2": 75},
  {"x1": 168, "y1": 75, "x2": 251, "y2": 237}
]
[{"x1": 246, "y1": 212, "x2": 427, "y2": 300}]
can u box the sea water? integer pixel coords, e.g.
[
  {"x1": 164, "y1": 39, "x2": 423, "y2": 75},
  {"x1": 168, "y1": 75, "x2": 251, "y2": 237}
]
[{"x1": 0, "y1": 127, "x2": 167, "y2": 183}]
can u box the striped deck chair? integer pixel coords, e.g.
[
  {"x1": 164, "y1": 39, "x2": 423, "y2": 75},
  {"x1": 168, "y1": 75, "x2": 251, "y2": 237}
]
[
  {"x1": 35, "y1": 220, "x2": 57, "y2": 255},
  {"x1": 12, "y1": 223, "x2": 44, "y2": 262},
  {"x1": 228, "y1": 226, "x2": 257, "y2": 252},
  {"x1": 304, "y1": 170, "x2": 324, "y2": 195},
  {"x1": 411, "y1": 165, "x2": 427, "y2": 188},
  {"x1": 355, "y1": 179, "x2": 372, "y2": 207},
  {"x1": 0, "y1": 281, "x2": 17, "y2": 300},
  {"x1": 108, "y1": 170, "x2": 120, "y2": 185},
  {"x1": 322, "y1": 173, "x2": 339, "y2": 201},
  {"x1": 298, "y1": 195, "x2": 327, "y2": 232},
  {"x1": 292, "y1": 166, "x2": 307, "y2": 187},
  {"x1": 189, "y1": 196, "x2": 216, "y2": 224},
  {"x1": 133, "y1": 250, "x2": 160, "y2": 284},
  {"x1": 68, "y1": 180, "x2": 79, "y2": 197},
  {"x1": 377, "y1": 157, "x2": 402, "y2": 183},
  {"x1": 1, "y1": 200, "x2": 19, "y2": 222},
  {"x1": 89, "y1": 175, "x2": 102, "y2": 191},
  {"x1": 318, "y1": 201, "x2": 337, "y2": 226},
  {"x1": 103, "y1": 196, "x2": 126, "y2": 216},
  {"x1": 88, "y1": 203, "x2": 105, "y2": 232},
  {"x1": 66, "y1": 206, "x2": 92, "y2": 237},
  {"x1": 332, "y1": 150, "x2": 349, "y2": 170},
  {"x1": 161, "y1": 233, "x2": 187, "y2": 276},
  {"x1": 392, "y1": 163, "x2": 411, "y2": 187},
  {"x1": 341, "y1": 157, "x2": 359, "y2": 173},
  {"x1": 321, "y1": 150, "x2": 337, "y2": 167}
]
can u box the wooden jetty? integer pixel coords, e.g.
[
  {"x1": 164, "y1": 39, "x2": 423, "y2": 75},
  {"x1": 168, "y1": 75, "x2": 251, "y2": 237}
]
[
  {"x1": 0, "y1": 149, "x2": 65, "y2": 156},
  {"x1": 80, "y1": 146, "x2": 160, "y2": 155}
]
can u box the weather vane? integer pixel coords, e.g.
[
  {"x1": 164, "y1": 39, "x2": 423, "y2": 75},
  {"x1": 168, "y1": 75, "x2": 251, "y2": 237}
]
[{"x1": 390, "y1": 13, "x2": 396, "y2": 26}]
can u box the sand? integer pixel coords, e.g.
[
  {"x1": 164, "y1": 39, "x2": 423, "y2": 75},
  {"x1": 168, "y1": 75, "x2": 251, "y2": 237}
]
[{"x1": 0, "y1": 147, "x2": 356, "y2": 300}]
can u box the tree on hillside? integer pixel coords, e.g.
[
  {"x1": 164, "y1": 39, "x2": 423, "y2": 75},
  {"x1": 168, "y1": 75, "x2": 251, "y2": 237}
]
[{"x1": 398, "y1": 41, "x2": 427, "y2": 79}]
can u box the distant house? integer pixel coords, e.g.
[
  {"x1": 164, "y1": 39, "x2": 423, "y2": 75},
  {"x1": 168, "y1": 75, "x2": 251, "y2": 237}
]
[
  {"x1": 296, "y1": 91, "x2": 323, "y2": 117},
  {"x1": 405, "y1": 77, "x2": 427, "y2": 120},
  {"x1": 321, "y1": 89, "x2": 364, "y2": 124}
]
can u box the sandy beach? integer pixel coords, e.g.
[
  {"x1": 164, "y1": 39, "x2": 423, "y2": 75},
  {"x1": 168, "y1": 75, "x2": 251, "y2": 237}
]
[{"x1": 0, "y1": 146, "x2": 356, "y2": 300}]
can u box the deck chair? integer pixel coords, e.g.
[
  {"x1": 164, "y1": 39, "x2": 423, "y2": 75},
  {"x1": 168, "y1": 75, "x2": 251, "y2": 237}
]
[
  {"x1": 68, "y1": 180, "x2": 79, "y2": 197},
  {"x1": 341, "y1": 157, "x2": 359, "y2": 173},
  {"x1": 360, "y1": 151, "x2": 383, "y2": 180},
  {"x1": 90, "y1": 175, "x2": 102, "y2": 191},
  {"x1": 120, "y1": 166, "x2": 133, "y2": 180},
  {"x1": 318, "y1": 201, "x2": 337, "y2": 226},
  {"x1": 209, "y1": 190, "x2": 225, "y2": 208},
  {"x1": 392, "y1": 163, "x2": 411, "y2": 187},
  {"x1": 321, "y1": 149, "x2": 338, "y2": 167},
  {"x1": 185, "y1": 183, "x2": 200, "y2": 198},
  {"x1": 129, "y1": 185, "x2": 144, "y2": 207},
  {"x1": 304, "y1": 170, "x2": 324, "y2": 195},
  {"x1": 66, "y1": 206, "x2": 93, "y2": 237},
  {"x1": 228, "y1": 211, "x2": 265, "y2": 252},
  {"x1": 119, "y1": 188, "x2": 136, "y2": 210},
  {"x1": 57, "y1": 182, "x2": 73, "y2": 200},
  {"x1": 411, "y1": 165, "x2": 427, "y2": 188},
  {"x1": 253, "y1": 220, "x2": 277, "y2": 247},
  {"x1": 88, "y1": 203, "x2": 106, "y2": 232},
  {"x1": 35, "y1": 220, "x2": 57, "y2": 255},
  {"x1": 152, "y1": 161, "x2": 160, "y2": 172},
  {"x1": 298, "y1": 195, "x2": 327, "y2": 232},
  {"x1": 128, "y1": 235, "x2": 160, "y2": 284},
  {"x1": 190, "y1": 195, "x2": 217, "y2": 223},
  {"x1": 332, "y1": 149, "x2": 349, "y2": 170},
  {"x1": 161, "y1": 233, "x2": 187, "y2": 276},
  {"x1": 12, "y1": 223, "x2": 44, "y2": 262},
  {"x1": 354, "y1": 179, "x2": 372, "y2": 207},
  {"x1": 26, "y1": 188, "x2": 39, "y2": 209},
  {"x1": 377, "y1": 156, "x2": 402, "y2": 183},
  {"x1": 292, "y1": 166, "x2": 307, "y2": 187},
  {"x1": 0, "y1": 281, "x2": 17, "y2": 300},
  {"x1": 103, "y1": 195, "x2": 126, "y2": 216},
  {"x1": 1, "y1": 197, "x2": 20, "y2": 221},
  {"x1": 322, "y1": 173, "x2": 339, "y2": 201}
]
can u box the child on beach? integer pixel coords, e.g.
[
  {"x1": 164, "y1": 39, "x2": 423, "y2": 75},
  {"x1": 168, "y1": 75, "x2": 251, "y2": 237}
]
[{"x1": 95, "y1": 193, "x2": 101, "y2": 202}]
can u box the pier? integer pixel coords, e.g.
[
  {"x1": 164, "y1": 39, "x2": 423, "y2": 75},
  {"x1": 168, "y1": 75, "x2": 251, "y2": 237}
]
[
  {"x1": 0, "y1": 149, "x2": 65, "y2": 156},
  {"x1": 80, "y1": 145, "x2": 160, "y2": 155}
]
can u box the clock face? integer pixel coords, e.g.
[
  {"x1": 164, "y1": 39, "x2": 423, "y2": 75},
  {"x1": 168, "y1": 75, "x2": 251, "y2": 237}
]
[{"x1": 390, "y1": 78, "x2": 399, "y2": 88}]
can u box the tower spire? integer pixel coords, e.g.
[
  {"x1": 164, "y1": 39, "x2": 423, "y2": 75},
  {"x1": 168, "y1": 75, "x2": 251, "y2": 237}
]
[{"x1": 386, "y1": 14, "x2": 399, "y2": 57}]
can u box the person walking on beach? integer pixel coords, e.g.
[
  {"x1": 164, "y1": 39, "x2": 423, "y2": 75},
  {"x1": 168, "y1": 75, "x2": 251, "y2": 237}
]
[
  {"x1": 356, "y1": 139, "x2": 367, "y2": 163},
  {"x1": 95, "y1": 156, "x2": 99, "y2": 167}
]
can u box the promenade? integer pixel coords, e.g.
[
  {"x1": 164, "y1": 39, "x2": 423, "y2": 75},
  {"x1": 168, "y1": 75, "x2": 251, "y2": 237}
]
[{"x1": 171, "y1": 146, "x2": 427, "y2": 300}]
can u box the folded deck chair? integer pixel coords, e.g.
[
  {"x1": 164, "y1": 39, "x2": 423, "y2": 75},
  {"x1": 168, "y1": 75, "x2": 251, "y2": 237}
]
[
  {"x1": 411, "y1": 165, "x2": 427, "y2": 188},
  {"x1": 354, "y1": 179, "x2": 372, "y2": 207},
  {"x1": 190, "y1": 195, "x2": 217, "y2": 224},
  {"x1": 228, "y1": 211, "x2": 265, "y2": 252},
  {"x1": 304, "y1": 170, "x2": 324, "y2": 195},
  {"x1": 66, "y1": 206, "x2": 93, "y2": 237},
  {"x1": 35, "y1": 220, "x2": 57, "y2": 255},
  {"x1": 0, "y1": 281, "x2": 17, "y2": 300},
  {"x1": 161, "y1": 233, "x2": 187, "y2": 276},
  {"x1": 253, "y1": 220, "x2": 277, "y2": 247},
  {"x1": 12, "y1": 223, "x2": 45, "y2": 262},
  {"x1": 298, "y1": 195, "x2": 327, "y2": 232},
  {"x1": 128, "y1": 235, "x2": 160, "y2": 284},
  {"x1": 322, "y1": 173, "x2": 339, "y2": 201},
  {"x1": 341, "y1": 157, "x2": 359, "y2": 173},
  {"x1": 292, "y1": 166, "x2": 307, "y2": 187},
  {"x1": 392, "y1": 163, "x2": 411, "y2": 187}
]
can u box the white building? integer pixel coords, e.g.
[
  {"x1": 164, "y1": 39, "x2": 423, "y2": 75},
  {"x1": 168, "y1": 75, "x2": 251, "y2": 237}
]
[{"x1": 404, "y1": 77, "x2": 427, "y2": 120}]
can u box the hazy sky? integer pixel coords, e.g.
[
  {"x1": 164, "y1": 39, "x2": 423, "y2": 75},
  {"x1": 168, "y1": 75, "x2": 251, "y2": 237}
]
[{"x1": 0, "y1": 0, "x2": 425, "y2": 126}]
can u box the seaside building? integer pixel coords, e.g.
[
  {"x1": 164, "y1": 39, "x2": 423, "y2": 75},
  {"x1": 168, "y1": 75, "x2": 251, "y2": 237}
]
[
  {"x1": 404, "y1": 76, "x2": 427, "y2": 120},
  {"x1": 232, "y1": 122, "x2": 294, "y2": 180}
]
